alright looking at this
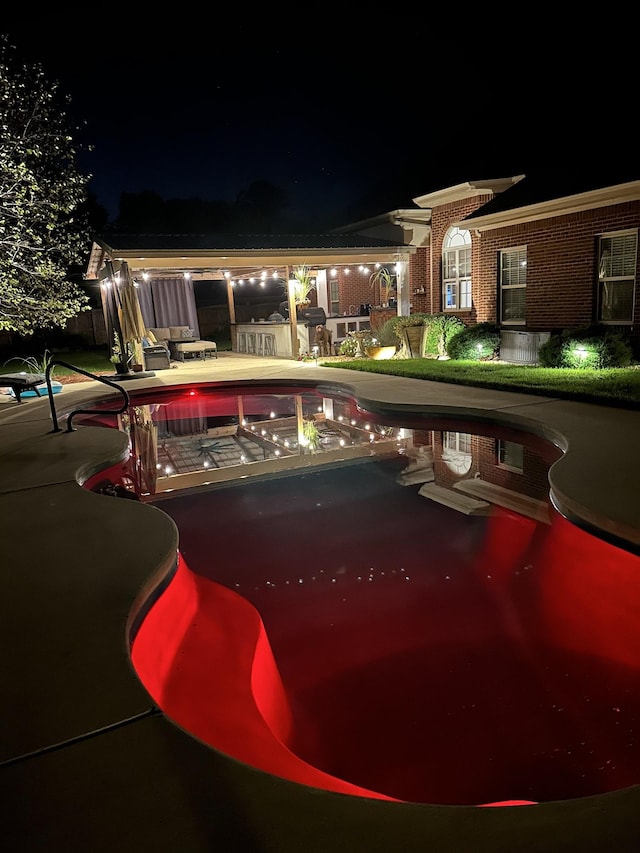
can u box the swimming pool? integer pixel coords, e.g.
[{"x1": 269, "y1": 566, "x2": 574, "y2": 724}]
[{"x1": 77, "y1": 383, "x2": 640, "y2": 808}]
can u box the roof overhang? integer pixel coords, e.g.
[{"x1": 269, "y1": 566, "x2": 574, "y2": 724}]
[
  {"x1": 412, "y1": 176, "x2": 524, "y2": 209},
  {"x1": 454, "y1": 181, "x2": 640, "y2": 233},
  {"x1": 86, "y1": 238, "x2": 415, "y2": 281},
  {"x1": 333, "y1": 208, "x2": 429, "y2": 232}
]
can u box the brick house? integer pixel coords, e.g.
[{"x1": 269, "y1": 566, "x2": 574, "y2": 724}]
[
  {"x1": 340, "y1": 171, "x2": 640, "y2": 361},
  {"x1": 86, "y1": 172, "x2": 639, "y2": 362}
]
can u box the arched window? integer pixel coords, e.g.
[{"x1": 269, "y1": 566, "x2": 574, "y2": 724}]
[
  {"x1": 442, "y1": 431, "x2": 472, "y2": 475},
  {"x1": 442, "y1": 227, "x2": 472, "y2": 310}
]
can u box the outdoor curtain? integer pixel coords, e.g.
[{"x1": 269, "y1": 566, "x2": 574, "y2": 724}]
[{"x1": 137, "y1": 276, "x2": 201, "y2": 338}]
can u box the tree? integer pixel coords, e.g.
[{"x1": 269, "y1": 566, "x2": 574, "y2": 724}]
[
  {"x1": 0, "y1": 37, "x2": 91, "y2": 336},
  {"x1": 234, "y1": 180, "x2": 290, "y2": 232}
]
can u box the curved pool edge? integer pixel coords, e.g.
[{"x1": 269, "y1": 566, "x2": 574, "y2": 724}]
[{"x1": 2, "y1": 361, "x2": 640, "y2": 850}]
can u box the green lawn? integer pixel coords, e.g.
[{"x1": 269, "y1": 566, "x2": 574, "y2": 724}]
[
  {"x1": 321, "y1": 357, "x2": 640, "y2": 409},
  {"x1": 0, "y1": 348, "x2": 114, "y2": 379},
  {"x1": 0, "y1": 339, "x2": 233, "y2": 381}
]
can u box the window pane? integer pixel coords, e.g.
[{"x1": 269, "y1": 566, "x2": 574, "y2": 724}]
[
  {"x1": 458, "y1": 248, "x2": 472, "y2": 277},
  {"x1": 501, "y1": 249, "x2": 527, "y2": 286},
  {"x1": 444, "y1": 431, "x2": 471, "y2": 452},
  {"x1": 600, "y1": 234, "x2": 638, "y2": 278},
  {"x1": 502, "y1": 287, "x2": 526, "y2": 322},
  {"x1": 443, "y1": 250, "x2": 457, "y2": 278},
  {"x1": 329, "y1": 280, "x2": 340, "y2": 315},
  {"x1": 600, "y1": 280, "x2": 634, "y2": 321},
  {"x1": 444, "y1": 240, "x2": 474, "y2": 311},
  {"x1": 498, "y1": 440, "x2": 523, "y2": 471},
  {"x1": 445, "y1": 283, "x2": 457, "y2": 309}
]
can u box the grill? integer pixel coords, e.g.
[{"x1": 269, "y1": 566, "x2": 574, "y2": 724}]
[{"x1": 278, "y1": 303, "x2": 327, "y2": 327}]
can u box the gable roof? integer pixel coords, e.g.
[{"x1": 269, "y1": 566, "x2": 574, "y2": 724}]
[{"x1": 455, "y1": 170, "x2": 640, "y2": 231}]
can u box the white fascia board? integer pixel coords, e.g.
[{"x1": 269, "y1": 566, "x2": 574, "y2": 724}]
[
  {"x1": 454, "y1": 181, "x2": 640, "y2": 233},
  {"x1": 412, "y1": 176, "x2": 525, "y2": 209}
]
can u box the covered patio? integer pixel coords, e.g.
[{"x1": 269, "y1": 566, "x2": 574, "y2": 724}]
[{"x1": 86, "y1": 233, "x2": 415, "y2": 360}]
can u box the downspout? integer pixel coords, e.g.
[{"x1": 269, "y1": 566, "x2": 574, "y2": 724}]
[{"x1": 430, "y1": 229, "x2": 434, "y2": 315}]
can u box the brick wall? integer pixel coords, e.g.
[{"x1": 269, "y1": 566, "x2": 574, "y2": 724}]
[
  {"x1": 425, "y1": 194, "x2": 494, "y2": 322},
  {"x1": 408, "y1": 247, "x2": 431, "y2": 313},
  {"x1": 329, "y1": 268, "x2": 378, "y2": 315},
  {"x1": 432, "y1": 432, "x2": 551, "y2": 500},
  {"x1": 474, "y1": 200, "x2": 640, "y2": 333}
]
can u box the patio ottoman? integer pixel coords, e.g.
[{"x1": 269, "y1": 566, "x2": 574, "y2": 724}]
[{"x1": 172, "y1": 340, "x2": 217, "y2": 361}]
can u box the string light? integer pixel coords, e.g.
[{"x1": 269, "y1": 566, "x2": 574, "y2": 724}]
[{"x1": 211, "y1": 262, "x2": 396, "y2": 286}]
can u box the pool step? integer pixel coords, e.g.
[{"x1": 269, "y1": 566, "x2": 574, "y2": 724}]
[
  {"x1": 453, "y1": 478, "x2": 550, "y2": 523},
  {"x1": 397, "y1": 448, "x2": 434, "y2": 485},
  {"x1": 417, "y1": 483, "x2": 492, "y2": 515},
  {"x1": 397, "y1": 468, "x2": 435, "y2": 485}
]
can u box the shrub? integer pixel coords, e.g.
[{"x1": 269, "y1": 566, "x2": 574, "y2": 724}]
[
  {"x1": 537, "y1": 334, "x2": 564, "y2": 367},
  {"x1": 423, "y1": 314, "x2": 465, "y2": 357},
  {"x1": 392, "y1": 313, "x2": 464, "y2": 358},
  {"x1": 538, "y1": 326, "x2": 633, "y2": 369},
  {"x1": 446, "y1": 322, "x2": 501, "y2": 360}
]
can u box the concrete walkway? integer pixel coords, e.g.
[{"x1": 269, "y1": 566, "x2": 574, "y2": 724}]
[{"x1": 1, "y1": 353, "x2": 639, "y2": 852}]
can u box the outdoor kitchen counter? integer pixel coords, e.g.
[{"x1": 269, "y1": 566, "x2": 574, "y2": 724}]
[{"x1": 233, "y1": 321, "x2": 311, "y2": 358}]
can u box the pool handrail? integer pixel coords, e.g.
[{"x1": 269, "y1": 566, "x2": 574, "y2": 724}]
[{"x1": 46, "y1": 360, "x2": 130, "y2": 433}]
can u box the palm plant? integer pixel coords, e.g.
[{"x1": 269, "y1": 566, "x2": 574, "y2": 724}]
[
  {"x1": 369, "y1": 266, "x2": 396, "y2": 305},
  {"x1": 290, "y1": 265, "x2": 316, "y2": 305},
  {"x1": 3, "y1": 349, "x2": 56, "y2": 376}
]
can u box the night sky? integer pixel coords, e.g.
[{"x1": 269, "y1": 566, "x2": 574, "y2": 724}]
[{"x1": 4, "y1": 17, "x2": 635, "y2": 229}]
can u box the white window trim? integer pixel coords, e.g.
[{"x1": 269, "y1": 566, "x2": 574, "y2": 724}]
[
  {"x1": 442, "y1": 228, "x2": 472, "y2": 312},
  {"x1": 597, "y1": 229, "x2": 637, "y2": 326},
  {"x1": 496, "y1": 439, "x2": 523, "y2": 473},
  {"x1": 499, "y1": 245, "x2": 527, "y2": 325}
]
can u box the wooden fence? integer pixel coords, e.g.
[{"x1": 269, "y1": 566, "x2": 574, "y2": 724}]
[{"x1": 0, "y1": 299, "x2": 282, "y2": 351}]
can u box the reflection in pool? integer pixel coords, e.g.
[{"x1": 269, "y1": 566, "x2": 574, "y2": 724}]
[{"x1": 78, "y1": 384, "x2": 640, "y2": 806}]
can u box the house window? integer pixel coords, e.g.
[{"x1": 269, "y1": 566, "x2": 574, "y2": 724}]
[
  {"x1": 598, "y1": 231, "x2": 637, "y2": 324},
  {"x1": 500, "y1": 247, "x2": 527, "y2": 324},
  {"x1": 442, "y1": 227, "x2": 472, "y2": 310},
  {"x1": 497, "y1": 440, "x2": 523, "y2": 472},
  {"x1": 443, "y1": 431, "x2": 472, "y2": 454},
  {"x1": 442, "y1": 431, "x2": 472, "y2": 475},
  {"x1": 329, "y1": 279, "x2": 340, "y2": 316}
]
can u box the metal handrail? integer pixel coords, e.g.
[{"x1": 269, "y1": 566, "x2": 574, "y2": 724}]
[{"x1": 46, "y1": 360, "x2": 130, "y2": 433}]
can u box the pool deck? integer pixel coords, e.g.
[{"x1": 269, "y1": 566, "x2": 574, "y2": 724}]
[{"x1": 1, "y1": 353, "x2": 639, "y2": 852}]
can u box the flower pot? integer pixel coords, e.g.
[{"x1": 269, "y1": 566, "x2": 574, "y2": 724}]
[
  {"x1": 365, "y1": 345, "x2": 397, "y2": 361},
  {"x1": 401, "y1": 325, "x2": 427, "y2": 358}
]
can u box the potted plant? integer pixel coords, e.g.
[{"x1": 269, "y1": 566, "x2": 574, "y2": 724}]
[
  {"x1": 290, "y1": 265, "x2": 316, "y2": 307},
  {"x1": 369, "y1": 266, "x2": 397, "y2": 307},
  {"x1": 300, "y1": 418, "x2": 321, "y2": 451},
  {"x1": 110, "y1": 332, "x2": 133, "y2": 374},
  {"x1": 396, "y1": 314, "x2": 429, "y2": 358},
  {"x1": 365, "y1": 318, "x2": 398, "y2": 360}
]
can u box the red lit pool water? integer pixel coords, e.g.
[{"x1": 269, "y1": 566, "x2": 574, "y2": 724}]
[{"x1": 77, "y1": 383, "x2": 640, "y2": 807}]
